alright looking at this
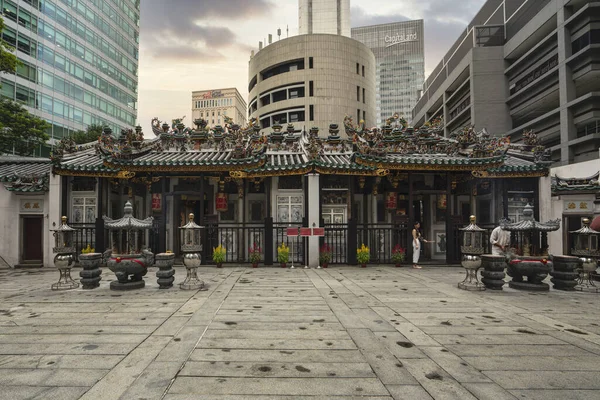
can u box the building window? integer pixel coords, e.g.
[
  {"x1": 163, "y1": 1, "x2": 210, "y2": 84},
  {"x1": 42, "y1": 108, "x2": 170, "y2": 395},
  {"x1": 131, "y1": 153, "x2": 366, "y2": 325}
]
[
  {"x1": 362, "y1": 88, "x2": 365, "y2": 103},
  {"x1": 261, "y1": 59, "x2": 304, "y2": 80},
  {"x1": 363, "y1": 110, "x2": 365, "y2": 122},
  {"x1": 362, "y1": 65, "x2": 365, "y2": 77},
  {"x1": 357, "y1": 109, "x2": 360, "y2": 122},
  {"x1": 356, "y1": 63, "x2": 359, "y2": 74},
  {"x1": 309, "y1": 81, "x2": 314, "y2": 97},
  {"x1": 309, "y1": 57, "x2": 313, "y2": 69},
  {"x1": 475, "y1": 25, "x2": 505, "y2": 47},
  {"x1": 357, "y1": 86, "x2": 360, "y2": 101},
  {"x1": 309, "y1": 105, "x2": 314, "y2": 121},
  {"x1": 289, "y1": 111, "x2": 305, "y2": 122},
  {"x1": 277, "y1": 195, "x2": 303, "y2": 223},
  {"x1": 72, "y1": 196, "x2": 96, "y2": 224}
]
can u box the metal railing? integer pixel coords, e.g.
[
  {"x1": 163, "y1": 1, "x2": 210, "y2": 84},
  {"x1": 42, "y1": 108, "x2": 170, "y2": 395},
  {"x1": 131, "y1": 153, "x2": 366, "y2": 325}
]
[
  {"x1": 357, "y1": 223, "x2": 410, "y2": 264},
  {"x1": 70, "y1": 223, "x2": 95, "y2": 262},
  {"x1": 204, "y1": 223, "x2": 266, "y2": 263},
  {"x1": 323, "y1": 223, "x2": 348, "y2": 264}
]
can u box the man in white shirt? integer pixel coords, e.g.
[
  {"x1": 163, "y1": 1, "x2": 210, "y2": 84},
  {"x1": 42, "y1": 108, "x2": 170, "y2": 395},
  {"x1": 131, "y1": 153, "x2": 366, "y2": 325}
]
[{"x1": 490, "y1": 224, "x2": 511, "y2": 256}]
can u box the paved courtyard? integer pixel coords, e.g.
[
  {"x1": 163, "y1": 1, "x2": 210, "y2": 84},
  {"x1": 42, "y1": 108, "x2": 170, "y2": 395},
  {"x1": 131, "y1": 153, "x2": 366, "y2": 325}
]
[{"x1": 1, "y1": 266, "x2": 600, "y2": 400}]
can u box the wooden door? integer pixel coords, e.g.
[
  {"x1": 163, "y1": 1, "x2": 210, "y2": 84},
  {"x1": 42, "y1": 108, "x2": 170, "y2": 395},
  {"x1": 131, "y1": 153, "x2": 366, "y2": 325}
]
[{"x1": 22, "y1": 216, "x2": 43, "y2": 262}]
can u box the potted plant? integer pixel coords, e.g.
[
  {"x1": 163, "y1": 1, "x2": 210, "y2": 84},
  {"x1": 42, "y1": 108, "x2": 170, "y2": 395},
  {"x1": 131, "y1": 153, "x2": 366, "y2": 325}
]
[
  {"x1": 249, "y1": 243, "x2": 261, "y2": 268},
  {"x1": 277, "y1": 242, "x2": 289, "y2": 268},
  {"x1": 391, "y1": 244, "x2": 406, "y2": 267},
  {"x1": 319, "y1": 244, "x2": 332, "y2": 268},
  {"x1": 357, "y1": 243, "x2": 370, "y2": 268},
  {"x1": 212, "y1": 245, "x2": 226, "y2": 268}
]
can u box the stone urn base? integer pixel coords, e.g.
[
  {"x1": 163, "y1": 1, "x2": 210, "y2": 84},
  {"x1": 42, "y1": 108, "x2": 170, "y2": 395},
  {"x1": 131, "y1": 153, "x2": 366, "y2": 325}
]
[
  {"x1": 550, "y1": 255, "x2": 580, "y2": 291},
  {"x1": 481, "y1": 255, "x2": 506, "y2": 290},
  {"x1": 507, "y1": 256, "x2": 552, "y2": 292},
  {"x1": 79, "y1": 253, "x2": 102, "y2": 289},
  {"x1": 155, "y1": 253, "x2": 175, "y2": 289},
  {"x1": 576, "y1": 258, "x2": 599, "y2": 293},
  {"x1": 181, "y1": 252, "x2": 205, "y2": 291},
  {"x1": 458, "y1": 255, "x2": 485, "y2": 291},
  {"x1": 52, "y1": 254, "x2": 79, "y2": 291},
  {"x1": 107, "y1": 254, "x2": 149, "y2": 291}
]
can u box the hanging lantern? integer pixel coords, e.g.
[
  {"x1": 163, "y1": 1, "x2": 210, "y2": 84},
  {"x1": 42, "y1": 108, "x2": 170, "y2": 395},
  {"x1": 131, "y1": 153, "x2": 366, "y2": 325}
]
[{"x1": 215, "y1": 192, "x2": 228, "y2": 212}]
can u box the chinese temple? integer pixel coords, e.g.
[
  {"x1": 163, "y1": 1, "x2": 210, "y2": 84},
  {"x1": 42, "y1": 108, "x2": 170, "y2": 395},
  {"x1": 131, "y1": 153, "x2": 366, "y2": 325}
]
[{"x1": 0, "y1": 115, "x2": 553, "y2": 268}]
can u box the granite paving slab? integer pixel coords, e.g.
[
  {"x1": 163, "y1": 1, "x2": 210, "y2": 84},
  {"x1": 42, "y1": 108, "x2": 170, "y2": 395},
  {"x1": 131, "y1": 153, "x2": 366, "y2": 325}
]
[
  {"x1": 1, "y1": 266, "x2": 600, "y2": 399},
  {"x1": 179, "y1": 361, "x2": 375, "y2": 378},
  {"x1": 169, "y1": 377, "x2": 390, "y2": 396}
]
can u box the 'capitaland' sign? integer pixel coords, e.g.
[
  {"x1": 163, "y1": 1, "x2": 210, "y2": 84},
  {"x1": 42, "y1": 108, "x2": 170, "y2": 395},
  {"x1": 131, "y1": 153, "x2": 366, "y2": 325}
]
[{"x1": 384, "y1": 32, "x2": 418, "y2": 47}]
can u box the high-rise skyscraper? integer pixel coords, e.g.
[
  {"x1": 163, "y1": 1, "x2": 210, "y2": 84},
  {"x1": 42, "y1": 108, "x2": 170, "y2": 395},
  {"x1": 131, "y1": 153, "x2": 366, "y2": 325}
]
[
  {"x1": 299, "y1": 0, "x2": 350, "y2": 37},
  {"x1": 352, "y1": 21, "x2": 425, "y2": 126},
  {"x1": 0, "y1": 0, "x2": 139, "y2": 155}
]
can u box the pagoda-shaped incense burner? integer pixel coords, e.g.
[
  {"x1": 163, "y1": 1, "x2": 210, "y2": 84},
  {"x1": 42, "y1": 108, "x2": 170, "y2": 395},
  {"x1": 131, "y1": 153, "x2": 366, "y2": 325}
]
[
  {"x1": 501, "y1": 204, "x2": 559, "y2": 291},
  {"x1": 104, "y1": 201, "x2": 154, "y2": 290}
]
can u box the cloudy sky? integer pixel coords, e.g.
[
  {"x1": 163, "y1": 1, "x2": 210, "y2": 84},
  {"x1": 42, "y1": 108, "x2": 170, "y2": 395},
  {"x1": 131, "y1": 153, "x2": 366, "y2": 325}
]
[{"x1": 137, "y1": 0, "x2": 486, "y2": 133}]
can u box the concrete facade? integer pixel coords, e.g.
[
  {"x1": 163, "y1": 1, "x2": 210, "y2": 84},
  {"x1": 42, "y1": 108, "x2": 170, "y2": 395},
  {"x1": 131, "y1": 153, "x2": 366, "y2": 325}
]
[
  {"x1": 412, "y1": 0, "x2": 599, "y2": 166},
  {"x1": 352, "y1": 20, "x2": 425, "y2": 126},
  {"x1": 299, "y1": 0, "x2": 350, "y2": 37},
  {"x1": 192, "y1": 88, "x2": 247, "y2": 127},
  {"x1": 248, "y1": 34, "x2": 376, "y2": 135}
]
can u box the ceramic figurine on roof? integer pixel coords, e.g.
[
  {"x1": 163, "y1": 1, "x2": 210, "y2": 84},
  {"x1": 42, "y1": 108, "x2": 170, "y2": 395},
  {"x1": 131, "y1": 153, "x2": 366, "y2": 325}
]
[{"x1": 50, "y1": 136, "x2": 77, "y2": 163}]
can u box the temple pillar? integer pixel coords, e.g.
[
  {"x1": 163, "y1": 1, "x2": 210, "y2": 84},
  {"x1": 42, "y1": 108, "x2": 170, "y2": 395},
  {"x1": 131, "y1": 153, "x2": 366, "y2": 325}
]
[
  {"x1": 46, "y1": 173, "x2": 62, "y2": 268},
  {"x1": 307, "y1": 173, "x2": 320, "y2": 268}
]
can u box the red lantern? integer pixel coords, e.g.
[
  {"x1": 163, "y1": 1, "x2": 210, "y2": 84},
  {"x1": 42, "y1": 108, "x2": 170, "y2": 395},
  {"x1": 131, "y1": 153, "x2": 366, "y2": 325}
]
[
  {"x1": 386, "y1": 192, "x2": 397, "y2": 210},
  {"x1": 215, "y1": 193, "x2": 228, "y2": 212}
]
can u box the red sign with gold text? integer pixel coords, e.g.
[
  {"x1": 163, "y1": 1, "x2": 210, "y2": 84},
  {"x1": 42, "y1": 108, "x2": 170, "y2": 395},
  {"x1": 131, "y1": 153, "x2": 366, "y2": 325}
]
[
  {"x1": 286, "y1": 228, "x2": 299, "y2": 237},
  {"x1": 300, "y1": 228, "x2": 312, "y2": 236},
  {"x1": 151, "y1": 193, "x2": 161, "y2": 210},
  {"x1": 215, "y1": 193, "x2": 228, "y2": 212},
  {"x1": 386, "y1": 192, "x2": 397, "y2": 210},
  {"x1": 312, "y1": 228, "x2": 325, "y2": 236}
]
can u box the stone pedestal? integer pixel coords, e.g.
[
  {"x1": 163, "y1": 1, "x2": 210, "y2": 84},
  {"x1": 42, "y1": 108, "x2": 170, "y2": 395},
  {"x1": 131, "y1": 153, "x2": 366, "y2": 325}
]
[
  {"x1": 155, "y1": 253, "x2": 175, "y2": 289},
  {"x1": 51, "y1": 254, "x2": 79, "y2": 290},
  {"x1": 480, "y1": 255, "x2": 506, "y2": 290},
  {"x1": 550, "y1": 255, "x2": 580, "y2": 291},
  {"x1": 507, "y1": 256, "x2": 552, "y2": 291},
  {"x1": 458, "y1": 255, "x2": 485, "y2": 291},
  {"x1": 79, "y1": 253, "x2": 102, "y2": 289}
]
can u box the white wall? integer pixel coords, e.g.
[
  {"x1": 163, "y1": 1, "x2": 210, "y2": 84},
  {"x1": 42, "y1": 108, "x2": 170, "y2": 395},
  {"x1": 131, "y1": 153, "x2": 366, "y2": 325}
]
[{"x1": 0, "y1": 187, "x2": 49, "y2": 268}]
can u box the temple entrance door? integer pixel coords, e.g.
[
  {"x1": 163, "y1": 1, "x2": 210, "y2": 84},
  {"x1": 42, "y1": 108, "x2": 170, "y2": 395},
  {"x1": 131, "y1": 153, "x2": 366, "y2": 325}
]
[
  {"x1": 411, "y1": 173, "x2": 450, "y2": 264},
  {"x1": 22, "y1": 216, "x2": 43, "y2": 263}
]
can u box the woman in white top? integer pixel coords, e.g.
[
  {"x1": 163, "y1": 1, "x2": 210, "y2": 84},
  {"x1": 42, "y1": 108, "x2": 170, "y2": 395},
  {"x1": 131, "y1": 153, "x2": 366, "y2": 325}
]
[{"x1": 412, "y1": 221, "x2": 430, "y2": 269}]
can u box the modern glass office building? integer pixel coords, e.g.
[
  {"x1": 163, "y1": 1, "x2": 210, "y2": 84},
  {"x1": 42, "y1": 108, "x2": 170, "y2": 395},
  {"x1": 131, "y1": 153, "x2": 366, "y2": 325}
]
[
  {"x1": 352, "y1": 20, "x2": 424, "y2": 126},
  {"x1": 0, "y1": 0, "x2": 139, "y2": 154}
]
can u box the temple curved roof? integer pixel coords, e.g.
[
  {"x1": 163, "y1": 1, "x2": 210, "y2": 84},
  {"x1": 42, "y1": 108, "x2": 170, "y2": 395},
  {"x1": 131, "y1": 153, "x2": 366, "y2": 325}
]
[{"x1": 46, "y1": 116, "x2": 552, "y2": 179}]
